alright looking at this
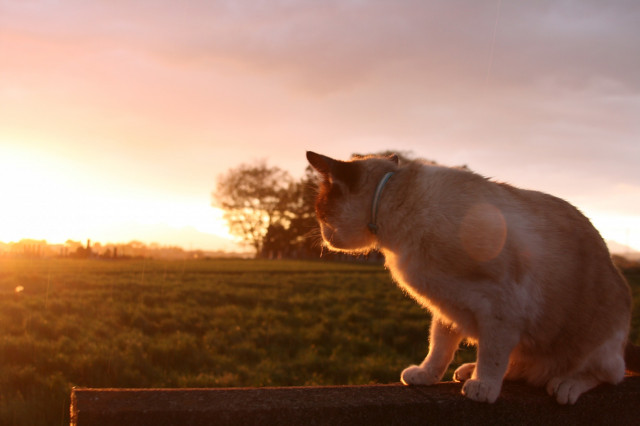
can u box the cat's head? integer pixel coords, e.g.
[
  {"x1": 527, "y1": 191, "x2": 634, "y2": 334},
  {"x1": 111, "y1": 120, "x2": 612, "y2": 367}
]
[{"x1": 306, "y1": 151, "x2": 399, "y2": 253}]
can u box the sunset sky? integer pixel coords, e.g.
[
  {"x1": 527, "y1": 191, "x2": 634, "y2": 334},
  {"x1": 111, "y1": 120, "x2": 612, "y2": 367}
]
[{"x1": 1, "y1": 1, "x2": 639, "y2": 252}]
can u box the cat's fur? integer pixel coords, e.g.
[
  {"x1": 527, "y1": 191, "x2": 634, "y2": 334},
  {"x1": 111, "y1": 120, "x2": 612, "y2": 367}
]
[{"x1": 307, "y1": 151, "x2": 638, "y2": 404}]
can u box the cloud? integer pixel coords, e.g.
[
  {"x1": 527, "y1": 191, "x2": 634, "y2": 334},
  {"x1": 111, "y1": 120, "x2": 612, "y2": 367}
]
[
  {"x1": 2, "y1": 0, "x2": 639, "y2": 210},
  {"x1": 7, "y1": 1, "x2": 640, "y2": 98}
]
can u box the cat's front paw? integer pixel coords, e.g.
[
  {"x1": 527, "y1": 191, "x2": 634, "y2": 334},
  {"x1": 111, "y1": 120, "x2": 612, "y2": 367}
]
[
  {"x1": 400, "y1": 365, "x2": 439, "y2": 386},
  {"x1": 461, "y1": 379, "x2": 501, "y2": 403},
  {"x1": 453, "y1": 363, "x2": 475, "y2": 382}
]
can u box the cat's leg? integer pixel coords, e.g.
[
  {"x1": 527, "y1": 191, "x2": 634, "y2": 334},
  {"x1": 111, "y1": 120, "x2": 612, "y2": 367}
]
[
  {"x1": 546, "y1": 359, "x2": 624, "y2": 405},
  {"x1": 461, "y1": 323, "x2": 519, "y2": 403},
  {"x1": 546, "y1": 332, "x2": 625, "y2": 405},
  {"x1": 453, "y1": 363, "x2": 475, "y2": 382},
  {"x1": 401, "y1": 318, "x2": 462, "y2": 386},
  {"x1": 545, "y1": 373, "x2": 601, "y2": 405}
]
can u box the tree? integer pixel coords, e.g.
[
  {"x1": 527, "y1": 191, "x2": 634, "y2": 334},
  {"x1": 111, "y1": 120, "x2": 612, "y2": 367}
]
[
  {"x1": 284, "y1": 166, "x2": 323, "y2": 256},
  {"x1": 261, "y1": 166, "x2": 322, "y2": 258},
  {"x1": 213, "y1": 161, "x2": 293, "y2": 256}
]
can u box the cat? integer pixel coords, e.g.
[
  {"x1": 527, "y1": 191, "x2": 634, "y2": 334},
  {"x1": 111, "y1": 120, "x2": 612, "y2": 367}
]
[{"x1": 306, "y1": 150, "x2": 639, "y2": 404}]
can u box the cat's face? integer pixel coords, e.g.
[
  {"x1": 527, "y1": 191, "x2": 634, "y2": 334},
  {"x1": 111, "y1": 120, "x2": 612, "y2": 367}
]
[{"x1": 306, "y1": 151, "x2": 397, "y2": 253}]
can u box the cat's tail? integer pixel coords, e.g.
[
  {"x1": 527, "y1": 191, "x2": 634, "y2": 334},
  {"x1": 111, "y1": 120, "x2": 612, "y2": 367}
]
[{"x1": 625, "y1": 341, "x2": 640, "y2": 374}]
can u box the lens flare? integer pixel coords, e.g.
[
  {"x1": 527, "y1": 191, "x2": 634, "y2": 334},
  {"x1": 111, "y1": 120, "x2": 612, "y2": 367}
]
[{"x1": 459, "y1": 203, "x2": 507, "y2": 262}]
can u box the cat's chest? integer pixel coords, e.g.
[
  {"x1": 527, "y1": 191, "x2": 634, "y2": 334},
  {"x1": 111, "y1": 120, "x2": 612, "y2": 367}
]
[
  {"x1": 386, "y1": 252, "x2": 448, "y2": 300},
  {"x1": 386, "y1": 253, "x2": 479, "y2": 335},
  {"x1": 391, "y1": 267, "x2": 454, "y2": 310}
]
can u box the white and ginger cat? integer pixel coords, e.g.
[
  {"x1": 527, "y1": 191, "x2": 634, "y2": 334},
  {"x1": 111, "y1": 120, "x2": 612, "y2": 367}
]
[{"x1": 307, "y1": 151, "x2": 640, "y2": 404}]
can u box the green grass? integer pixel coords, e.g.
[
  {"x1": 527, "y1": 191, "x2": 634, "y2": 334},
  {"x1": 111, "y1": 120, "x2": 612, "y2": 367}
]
[
  {"x1": 0, "y1": 258, "x2": 638, "y2": 425},
  {"x1": 0, "y1": 259, "x2": 441, "y2": 425}
]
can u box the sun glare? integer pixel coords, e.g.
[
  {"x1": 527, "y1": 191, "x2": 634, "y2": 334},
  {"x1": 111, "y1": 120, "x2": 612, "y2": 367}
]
[
  {"x1": 0, "y1": 146, "x2": 80, "y2": 242},
  {"x1": 586, "y1": 211, "x2": 640, "y2": 253},
  {"x1": 0, "y1": 144, "x2": 234, "y2": 249}
]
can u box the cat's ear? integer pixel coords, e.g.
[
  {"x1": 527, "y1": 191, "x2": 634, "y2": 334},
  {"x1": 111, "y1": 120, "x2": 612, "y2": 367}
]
[
  {"x1": 388, "y1": 154, "x2": 399, "y2": 165},
  {"x1": 307, "y1": 151, "x2": 361, "y2": 189},
  {"x1": 306, "y1": 151, "x2": 335, "y2": 177}
]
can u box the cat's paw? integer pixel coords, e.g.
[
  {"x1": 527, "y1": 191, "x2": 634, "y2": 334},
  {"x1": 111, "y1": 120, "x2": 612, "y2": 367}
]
[
  {"x1": 453, "y1": 363, "x2": 475, "y2": 382},
  {"x1": 400, "y1": 365, "x2": 439, "y2": 386},
  {"x1": 545, "y1": 376, "x2": 598, "y2": 405},
  {"x1": 461, "y1": 379, "x2": 501, "y2": 403}
]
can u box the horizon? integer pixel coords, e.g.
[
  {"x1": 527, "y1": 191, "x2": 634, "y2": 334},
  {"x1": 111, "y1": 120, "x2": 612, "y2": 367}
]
[
  {"x1": 1, "y1": 232, "x2": 639, "y2": 258},
  {"x1": 0, "y1": 238, "x2": 252, "y2": 260},
  {"x1": 2, "y1": 1, "x2": 639, "y2": 253}
]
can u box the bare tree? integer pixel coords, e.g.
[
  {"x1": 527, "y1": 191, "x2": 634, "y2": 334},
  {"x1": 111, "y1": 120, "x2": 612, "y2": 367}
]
[{"x1": 213, "y1": 160, "x2": 292, "y2": 256}]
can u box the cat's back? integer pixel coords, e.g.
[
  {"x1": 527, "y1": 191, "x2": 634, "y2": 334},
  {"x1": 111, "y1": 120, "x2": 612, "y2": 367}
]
[
  {"x1": 402, "y1": 161, "x2": 621, "y2": 282},
  {"x1": 413, "y1": 162, "x2": 601, "y2": 247},
  {"x1": 410, "y1": 161, "x2": 579, "y2": 220}
]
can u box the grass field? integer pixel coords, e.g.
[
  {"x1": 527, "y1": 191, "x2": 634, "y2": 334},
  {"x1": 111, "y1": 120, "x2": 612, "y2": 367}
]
[{"x1": 0, "y1": 258, "x2": 638, "y2": 425}]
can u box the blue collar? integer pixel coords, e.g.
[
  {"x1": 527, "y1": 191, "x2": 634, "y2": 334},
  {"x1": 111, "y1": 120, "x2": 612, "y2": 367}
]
[{"x1": 367, "y1": 172, "x2": 394, "y2": 235}]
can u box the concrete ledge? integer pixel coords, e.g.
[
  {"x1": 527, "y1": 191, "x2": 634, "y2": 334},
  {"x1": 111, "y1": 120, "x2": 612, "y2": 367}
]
[{"x1": 71, "y1": 375, "x2": 640, "y2": 426}]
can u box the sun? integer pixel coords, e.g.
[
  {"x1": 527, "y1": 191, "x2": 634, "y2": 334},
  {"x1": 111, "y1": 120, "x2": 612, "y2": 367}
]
[
  {"x1": 586, "y1": 211, "x2": 640, "y2": 253},
  {"x1": 0, "y1": 143, "x2": 237, "y2": 248},
  {"x1": 0, "y1": 145, "x2": 88, "y2": 243}
]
